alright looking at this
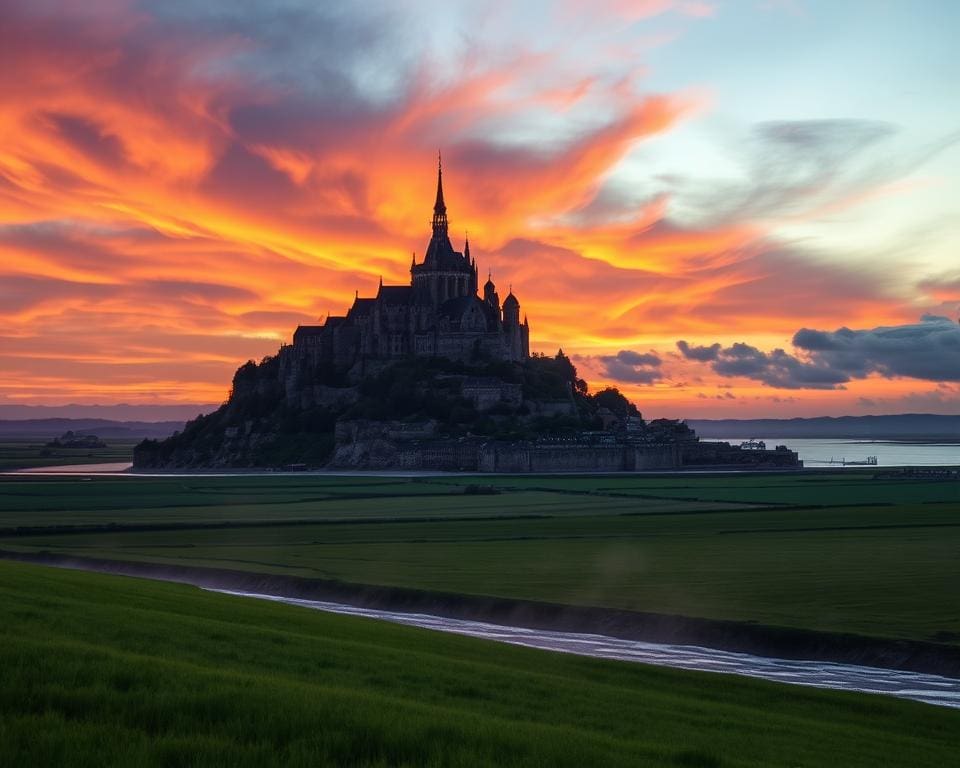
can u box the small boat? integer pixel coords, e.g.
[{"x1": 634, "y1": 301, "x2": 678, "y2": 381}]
[{"x1": 843, "y1": 456, "x2": 878, "y2": 466}]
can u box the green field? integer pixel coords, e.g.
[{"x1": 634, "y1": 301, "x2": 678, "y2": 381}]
[
  {"x1": 2, "y1": 472, "x2": 958, "y2": 644},
  {"x1": 1, "y1": 559, "x2": 957, "y2": 767},
  {"x1": 0, "y1": 438, "x2": 138, "y2": 470}
]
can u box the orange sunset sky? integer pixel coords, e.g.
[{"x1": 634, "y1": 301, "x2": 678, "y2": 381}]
[{"x1": 2, "y1": 1, "x2": 959, "y2": 419}]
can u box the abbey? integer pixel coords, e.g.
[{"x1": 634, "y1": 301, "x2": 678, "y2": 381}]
[
  {"x1": 136, "y1": 165, "x2": 803, "y2": 472},
  {"x1": 291, "y1": 160, "x2": 530, "y2": 371}
]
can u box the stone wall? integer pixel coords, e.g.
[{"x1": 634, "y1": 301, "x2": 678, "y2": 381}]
[
  {"x1": 681, "y1": 441, "x2": 801, "y2": 468},
  {"x1": 398, "y1": 441, "x2": 480, "y2": 471},
  {"x1": 633, "y1": 444, "x2": 680, "y2": 469},
  {"x1": 328, "y1": 426, "x2": 795, "y2": 472},
  {"x1": 529, "y1": 446, "x2": 630, "y2": 472},
  {"x1": 477, "y1": 444, "x2": 529, "y2": 472},
  {"x1": 477, "y1": 443, "x2": 680, "y2": 472}
]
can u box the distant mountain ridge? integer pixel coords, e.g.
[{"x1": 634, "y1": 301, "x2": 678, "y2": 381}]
[
  {"x1": 687, "y1": 414, "x2": 960, "y2": 440},
  {"x1": 0, "y1": 404, "x2": 217, "y2": 421},
  {"x1": 4, "y1": 413, "x2": 958, "y2": 442},
  {"x1": 0, "y1": 419, "x2": 185, "y2": 439}
]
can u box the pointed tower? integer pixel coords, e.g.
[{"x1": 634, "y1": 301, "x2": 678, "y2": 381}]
[
  {"x1": 432, "y1": 151, "x2": 448, "y2": 236},
  {"x1": 465, "y1": 234, "x2": 479, "y2": 294},
  {"x1": 483, "y1": 271, "x2": 500, "y2": 312},
  {"x1": 502, "y1": 288, "x2": 520, "y2": 327},
  {"x1": 502, "y1": 287, "x2": 525, "y2": 360},
  {"x1": 412, "y1": 154, "x2": 475, "y2": 307}
]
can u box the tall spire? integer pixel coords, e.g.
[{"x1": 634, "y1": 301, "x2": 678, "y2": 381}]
[{"x1": 432, "y1": 151, "x2": 448, "y2": 235}]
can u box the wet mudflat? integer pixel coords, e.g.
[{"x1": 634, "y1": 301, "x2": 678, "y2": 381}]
[{"x1": 217, "y1": 589, "x2": 960, "y2": 710}]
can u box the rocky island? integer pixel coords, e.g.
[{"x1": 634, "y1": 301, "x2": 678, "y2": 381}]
[{"x1": 135, "y1": 162, "x2": 800, "y2": 472}]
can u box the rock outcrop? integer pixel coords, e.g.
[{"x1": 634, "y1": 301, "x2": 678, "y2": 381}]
[{"x1": 135, "y1": 349, "x2": 801, "y2": 472}]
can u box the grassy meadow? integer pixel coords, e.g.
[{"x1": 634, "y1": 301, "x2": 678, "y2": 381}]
[
  {"x1": 2, "y1": 471, "x2": 958, "y2": 644},
  {"x1": 1, "y1": 559, "x2": 958, "y2": 768}
]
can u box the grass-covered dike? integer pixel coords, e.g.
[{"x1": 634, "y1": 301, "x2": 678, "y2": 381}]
[{"x1": 1, "y1": 559, "x2": 958, "y2": 767}]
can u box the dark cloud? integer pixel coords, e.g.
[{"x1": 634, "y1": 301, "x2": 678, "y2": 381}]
[
  {"x1": 678, "y1": 338, "x2": 846, "y2": 389},
  {"x1": 41, "y1": 112, "x2": 128, "y2": 168},
  {"x1": 792, "y1": 315, "x2": 960, "y2": 382},
  {"x1": 146, "y1": 1, "x2": 408, "y2": 105},
  {"x1": 597, "y1": 349, "x2": 663, "y2": 384},
  {"x1": 678, "y1": 316, "x2": 960, "y2": 389},
  {"x1": 696, "y1": 391, "x2": 735, "y2": 400},
  {"x1": 676, "y1": 340, "x2": 720, "y2": 361},
  {"x1": 710, "y1": 342, "x2": 848, "y2": 389}
]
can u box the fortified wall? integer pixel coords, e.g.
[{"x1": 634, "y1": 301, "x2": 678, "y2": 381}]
[
  {"x1": 328, "y1": 420, "x2": 800, "y2": 472},
  {"x1": 476, "y1": 443, "x2": 679, "y2": 472}
]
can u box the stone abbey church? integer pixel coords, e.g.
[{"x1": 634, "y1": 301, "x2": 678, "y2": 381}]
[{"x1": 292, "y1": 161, "x2": 530, "y2": 370}]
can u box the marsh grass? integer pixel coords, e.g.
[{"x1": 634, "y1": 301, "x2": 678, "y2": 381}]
[{"x1": 3, "y1": 473, "x2": 958, "y2": 643}]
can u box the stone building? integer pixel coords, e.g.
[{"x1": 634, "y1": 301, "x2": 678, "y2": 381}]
[{"x1": 291, "y1": 159, "x2": 530, "y2": 372}]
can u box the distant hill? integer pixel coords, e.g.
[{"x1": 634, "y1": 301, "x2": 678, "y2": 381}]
[
  {"x1": 0, "y1": 419, "x2": 185, "y2": 439},
  {"x1": 0, "y1": 404, "x2": 217, "y2": 421},
  {"x1": 6, "y1": 413, "x2": 958, "y2": 442},
  {"x1": 687, "y1": 414, "x2": 960, "y2": 440}
]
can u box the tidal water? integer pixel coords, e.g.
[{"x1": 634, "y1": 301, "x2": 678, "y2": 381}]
[
  {"x1": 720, "y1": 437, "x2": 960, "y2": 467},
  {"x1": 214, "y1": 589, "x2": 960, "y2": 710},
  {"x1": 9, "y1": 436, "x2": 959, "y2": 478}
]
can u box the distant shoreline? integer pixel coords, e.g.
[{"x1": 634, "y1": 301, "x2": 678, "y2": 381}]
[
  {"x1": 2, "y1": 549, "x2": 958, "y2": 680},
  {"x1": 689, "y1": 414, "x2": 960, "y2": 440},
  {"x1": 6, "y1": 461, "x2": 960, "y2": 477},
  {"x1": 3, "y1": 463, "x2": 839, "y2": 477},
  {"x1": 3, "y1": 413, "x2": 960, "y2": 442},
  {"x1": 718, "y1": 436, "x2": 960, "y2": 445}
]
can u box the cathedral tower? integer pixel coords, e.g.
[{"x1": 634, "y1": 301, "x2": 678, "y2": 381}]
[
  {"x1": 294, "y1": 157, "x2": 530, "y2": 369},
  {"x1": 412, "y1": 155, "x2": 475, "y2": 307}
]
